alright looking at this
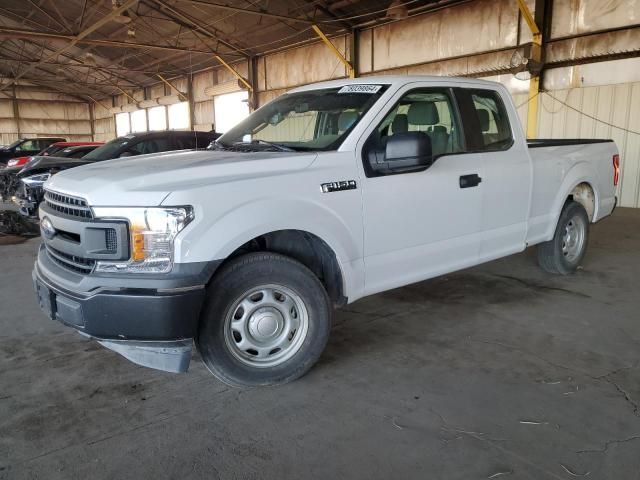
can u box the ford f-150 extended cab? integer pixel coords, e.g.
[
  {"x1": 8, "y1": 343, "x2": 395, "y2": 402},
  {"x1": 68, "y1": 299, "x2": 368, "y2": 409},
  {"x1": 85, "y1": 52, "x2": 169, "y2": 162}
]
[{"x1": 32, "y1": 76, "x2": 619, "y2": 386}]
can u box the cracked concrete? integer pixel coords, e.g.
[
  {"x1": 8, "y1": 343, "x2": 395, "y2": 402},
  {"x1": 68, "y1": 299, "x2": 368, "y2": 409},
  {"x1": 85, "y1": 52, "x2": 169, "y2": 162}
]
[{"x1": 1, "y1": 207, "x2": 639, "y2": 479}]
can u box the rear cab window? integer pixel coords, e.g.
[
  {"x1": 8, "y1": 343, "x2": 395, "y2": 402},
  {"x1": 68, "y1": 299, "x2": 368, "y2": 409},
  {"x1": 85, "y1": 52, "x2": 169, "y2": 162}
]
[{"x1": 456, "y1": 88, "x2": 513, "y2": 152}]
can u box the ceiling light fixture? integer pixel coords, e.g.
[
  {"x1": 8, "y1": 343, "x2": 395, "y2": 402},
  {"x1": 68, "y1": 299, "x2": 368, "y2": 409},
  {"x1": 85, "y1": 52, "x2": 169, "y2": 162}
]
[
  {"x1": 386, "y1": 0, "x2": 409, "y2": 20},
  {"x1": 111, "y1": 0, "x2": 132, "y2": 24},
  {"x1": 84, "y1": 52, "x2": 97, "y2": 66}
]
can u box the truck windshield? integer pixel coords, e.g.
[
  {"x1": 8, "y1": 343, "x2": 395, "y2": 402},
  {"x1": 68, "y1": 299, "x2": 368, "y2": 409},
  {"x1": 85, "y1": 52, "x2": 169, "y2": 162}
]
[{"x1": 217, "y1": 85, "x2": 389, "y2": 152}]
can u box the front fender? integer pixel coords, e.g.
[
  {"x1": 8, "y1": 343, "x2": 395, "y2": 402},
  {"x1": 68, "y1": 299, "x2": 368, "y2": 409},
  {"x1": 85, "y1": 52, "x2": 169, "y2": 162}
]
[{"x1": 174, "y1": 196, "x2": 364, "y2": 299}]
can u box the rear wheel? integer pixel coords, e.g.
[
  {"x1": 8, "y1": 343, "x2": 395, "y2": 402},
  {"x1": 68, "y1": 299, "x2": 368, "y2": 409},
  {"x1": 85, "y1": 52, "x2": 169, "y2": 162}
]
[
  {"x1": 537, "y1": 201, "x2": 589, "y2": 275},
  {"x1": 197, "y1": 253, "x2": 331, "y2": 387}
]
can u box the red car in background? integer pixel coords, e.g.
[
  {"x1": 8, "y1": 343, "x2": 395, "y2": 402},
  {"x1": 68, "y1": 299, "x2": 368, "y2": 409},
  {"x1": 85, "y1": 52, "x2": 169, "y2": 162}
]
[{"x1": 5, "y1": 141, "x2": 104, "y2": 169}]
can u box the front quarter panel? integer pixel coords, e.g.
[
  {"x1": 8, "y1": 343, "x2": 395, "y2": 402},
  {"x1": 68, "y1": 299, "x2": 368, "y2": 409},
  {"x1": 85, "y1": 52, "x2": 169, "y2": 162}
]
[{"x1": 164, "y1": 151, "x2": 365, "y2": 300}]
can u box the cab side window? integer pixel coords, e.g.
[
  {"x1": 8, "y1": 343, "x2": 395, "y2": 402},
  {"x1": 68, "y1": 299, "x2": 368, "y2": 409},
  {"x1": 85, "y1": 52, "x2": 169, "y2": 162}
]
[
  {"x1": 376, "y1": 90, "x2": 463, "y2": 157},
  {"x1": 469, "y1": 90, "x2": 512, "y2": 151},
  {"x1": 362, "y1": 89, "x2": 464, "y2": 177},
  {"x1": 379, "y1": 90, "x2": 461, "y2": 157}
]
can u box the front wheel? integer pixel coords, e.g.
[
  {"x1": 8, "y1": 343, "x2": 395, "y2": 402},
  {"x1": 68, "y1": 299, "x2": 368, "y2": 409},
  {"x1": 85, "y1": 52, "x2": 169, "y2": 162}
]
[
  {"x1": 197, "y1": 253, "x2": 331, "y2": 387},
  {"x1": 537, "y1": 201, "x2": 590, "y2": 275}
]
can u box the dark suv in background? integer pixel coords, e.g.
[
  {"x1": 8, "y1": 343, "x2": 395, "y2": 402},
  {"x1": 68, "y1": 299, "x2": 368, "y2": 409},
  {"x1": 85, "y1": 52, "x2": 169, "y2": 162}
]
[
  {"x1": 82, "y1": 130, "x2": 219, "y2": 161},
  {"x1": 14, "y1": 130, "x2": 220, "y2": 218},
  {"x1": 0, "y1": 137, "x2": 66, "y2": 166}
]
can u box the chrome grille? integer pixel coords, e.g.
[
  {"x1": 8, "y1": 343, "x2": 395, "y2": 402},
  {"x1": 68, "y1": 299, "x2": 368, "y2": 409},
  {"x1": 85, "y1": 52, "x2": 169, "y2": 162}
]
[
  {"x1": 45, "y1": 245, "x2": 95, "y2": 274},
  {"x1": 44, "y1": 190, "x2": 93, "y2": 219}
]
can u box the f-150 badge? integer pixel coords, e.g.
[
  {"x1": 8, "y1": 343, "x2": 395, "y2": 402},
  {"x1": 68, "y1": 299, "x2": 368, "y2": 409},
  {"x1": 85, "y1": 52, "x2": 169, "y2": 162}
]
[{"x1": 321, "y1": 180, "x2": 357, "y2": 193}]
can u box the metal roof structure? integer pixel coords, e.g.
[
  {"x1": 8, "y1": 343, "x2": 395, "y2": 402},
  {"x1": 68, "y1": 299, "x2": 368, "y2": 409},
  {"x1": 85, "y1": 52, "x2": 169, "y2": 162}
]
[{"x1": 0, "y1": 0, "x2": 467, "y2": 100}]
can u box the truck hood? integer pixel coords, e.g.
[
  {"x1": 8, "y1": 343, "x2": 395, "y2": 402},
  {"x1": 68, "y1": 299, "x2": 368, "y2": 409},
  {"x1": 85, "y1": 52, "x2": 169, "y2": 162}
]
[{"x1": 45, "y1": 149, "x2": 317, "y2": 206}]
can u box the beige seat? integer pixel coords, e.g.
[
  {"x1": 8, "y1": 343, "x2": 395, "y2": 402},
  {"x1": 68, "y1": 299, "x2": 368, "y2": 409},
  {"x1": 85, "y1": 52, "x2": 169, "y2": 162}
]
[{"x1": 407, "y1": 102, "x2": 449, "y2": 155}]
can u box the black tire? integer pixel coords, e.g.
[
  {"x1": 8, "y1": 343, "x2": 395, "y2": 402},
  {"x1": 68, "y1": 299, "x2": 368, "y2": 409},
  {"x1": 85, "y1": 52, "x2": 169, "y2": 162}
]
[
  {"x1": 197, "y1": 252, "x2": 331, "y2": 387},
  {"x1": 537, "y1": 201, "x2": 590, "y2": 275}
]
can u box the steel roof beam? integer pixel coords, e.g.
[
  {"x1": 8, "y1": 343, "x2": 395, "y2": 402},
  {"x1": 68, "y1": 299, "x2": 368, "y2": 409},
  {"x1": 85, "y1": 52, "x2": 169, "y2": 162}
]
[
  {"x1": 146, "y1": 0, "x2": 251, "y2": 57},
  {"x1": 0, "y1": 0, "x2": 139, "y2": 91},
  {"x1": 0, "y1": 27, "x2": 233, "y2": 56},
  {"x1": 172, "y1": 0, "x2": 317, "y2": 25}
]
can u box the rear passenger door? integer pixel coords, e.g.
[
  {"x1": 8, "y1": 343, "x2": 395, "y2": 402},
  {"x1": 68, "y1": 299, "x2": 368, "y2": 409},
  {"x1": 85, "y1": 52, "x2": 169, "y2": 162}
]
[
  {"x1": 455, "y1": 88, "x2": 532, "y2": 261},
  {"x1": 358, "y1": 84, "x2": 486, "y2": 296},
  {"x1": 125, "y1": 137, "x2": 173, "y2": 156},
  {"x1": 174, "y1": 133, "x2": 198, "y2": 150}
]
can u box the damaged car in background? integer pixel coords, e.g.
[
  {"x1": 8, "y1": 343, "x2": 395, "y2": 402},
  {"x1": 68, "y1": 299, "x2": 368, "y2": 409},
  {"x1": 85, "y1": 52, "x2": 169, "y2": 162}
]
[
  {"x1": 0, "y1": 142, "x2": 102, "y2": 202},
  {"x1": 2, "y1": 145, "x2": 102, "y2": 208}
]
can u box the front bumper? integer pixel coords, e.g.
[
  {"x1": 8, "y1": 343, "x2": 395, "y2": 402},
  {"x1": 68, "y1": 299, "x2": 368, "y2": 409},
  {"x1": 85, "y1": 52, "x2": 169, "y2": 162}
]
[{"x1": 33, "y1": 251, "x2": 214, "y2": 373}]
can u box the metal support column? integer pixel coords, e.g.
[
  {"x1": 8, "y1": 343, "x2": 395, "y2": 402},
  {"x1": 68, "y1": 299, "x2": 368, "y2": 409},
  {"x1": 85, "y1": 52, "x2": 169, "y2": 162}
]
[
  {"x1": 187, "y1": 75, "x2": 196, "y2": 130},
  {"x1": 89, "y1": 101, "x2": 95, "y2": 141},
  {"x1": 516, "y1": 0, "x2": 544, "y2": 139},
  {"x1": 350, "y1": 29, "x2": 360, "y2": 78},
  {"x1": 248, "y1": 56, "x2": 259, "y2": 111},
  {"x1": 11, "y1": 85, "x2": 20, "y2": 137}
]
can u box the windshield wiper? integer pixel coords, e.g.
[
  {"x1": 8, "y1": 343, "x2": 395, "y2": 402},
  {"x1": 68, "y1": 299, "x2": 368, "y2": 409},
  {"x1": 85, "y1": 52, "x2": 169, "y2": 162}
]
[
  {"x1": 210, "y1": 139, "x2": 297, "y2": 153},
  {"x1": 253, "y1": 140, "x2": 296, "y2": 152}
]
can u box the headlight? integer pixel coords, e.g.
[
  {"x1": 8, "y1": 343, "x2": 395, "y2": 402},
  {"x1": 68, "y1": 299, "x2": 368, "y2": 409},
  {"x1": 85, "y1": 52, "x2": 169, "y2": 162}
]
[
  {"x1": 21, "y1": 173, "x2": 51, "y2": 186},
  {"x1": 92, "y1": 206, "x2": 194, "y2": 274}
]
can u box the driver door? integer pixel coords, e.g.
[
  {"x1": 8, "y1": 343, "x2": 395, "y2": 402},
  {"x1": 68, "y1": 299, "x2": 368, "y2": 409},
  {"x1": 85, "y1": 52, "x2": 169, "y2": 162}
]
[{"x1": 357, "y1": 85, "x2": 485, "y2": 296}]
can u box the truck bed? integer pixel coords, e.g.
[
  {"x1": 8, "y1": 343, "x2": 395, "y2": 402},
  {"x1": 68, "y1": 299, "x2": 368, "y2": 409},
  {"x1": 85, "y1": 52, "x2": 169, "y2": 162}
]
[{"x1": 527, "y1": 138, "x2": 614, "y2": 148}]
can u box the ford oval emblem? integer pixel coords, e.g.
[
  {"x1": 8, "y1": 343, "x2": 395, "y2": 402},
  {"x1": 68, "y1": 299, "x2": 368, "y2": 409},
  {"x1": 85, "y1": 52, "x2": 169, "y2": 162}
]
[{"x1": 41, "y1": 216, "x2": 56, "y2": 240}]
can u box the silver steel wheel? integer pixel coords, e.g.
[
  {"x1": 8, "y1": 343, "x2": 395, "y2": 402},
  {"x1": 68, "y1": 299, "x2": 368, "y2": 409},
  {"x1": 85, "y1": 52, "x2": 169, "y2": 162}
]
[
  {"x1": 561, "y1": 214, "x2": 587, "y2": 262},
  {"x1": 224, "y1": 284, "x2": 309, "y2": 368}
]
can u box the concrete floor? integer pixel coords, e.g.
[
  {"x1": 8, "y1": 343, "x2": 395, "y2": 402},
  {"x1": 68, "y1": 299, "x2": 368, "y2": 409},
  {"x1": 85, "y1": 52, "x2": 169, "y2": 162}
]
[{"x1": 1, "y1": 208, "x2": 639, "y2": 480}]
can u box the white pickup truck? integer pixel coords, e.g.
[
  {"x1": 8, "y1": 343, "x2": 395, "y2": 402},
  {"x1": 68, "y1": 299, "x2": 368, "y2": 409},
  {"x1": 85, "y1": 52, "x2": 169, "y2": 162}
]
[{"x1": 33, "y1": 76, "x2": 619, "y2": 386}]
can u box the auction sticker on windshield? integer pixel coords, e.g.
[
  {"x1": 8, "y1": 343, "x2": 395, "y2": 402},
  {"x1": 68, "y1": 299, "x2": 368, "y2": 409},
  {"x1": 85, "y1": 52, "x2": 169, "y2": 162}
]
[{"x1": 338, "y1": 85, "x2": 382, "y2": 94}]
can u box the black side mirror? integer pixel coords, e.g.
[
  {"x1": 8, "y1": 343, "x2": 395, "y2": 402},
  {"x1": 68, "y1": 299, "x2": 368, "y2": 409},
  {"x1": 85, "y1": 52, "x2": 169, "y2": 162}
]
[{"x1": 370, "y1": 132, "x2": 433, "y2": 174}]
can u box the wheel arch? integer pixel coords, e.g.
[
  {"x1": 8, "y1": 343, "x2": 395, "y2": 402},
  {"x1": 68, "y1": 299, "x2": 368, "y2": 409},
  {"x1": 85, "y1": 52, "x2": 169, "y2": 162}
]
[
  {"x1": 218, "y1": 229, "x2": 347, "y2": 306},
  {"x1": 544, "y1": 163, "x2": 599, "y2": 241}
]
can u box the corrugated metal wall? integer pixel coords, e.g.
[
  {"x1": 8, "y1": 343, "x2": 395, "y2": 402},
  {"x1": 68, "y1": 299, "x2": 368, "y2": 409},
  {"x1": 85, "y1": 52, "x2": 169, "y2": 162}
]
[
  {"x1": 93, "y1": 102, "x2": 114, "y2": 143},
  {"x1": 0, "y1": 88, "x2": 93, "y2": 144},
  {"x1": 534, "y1": 82, "x2": 640, "y2": 208}
]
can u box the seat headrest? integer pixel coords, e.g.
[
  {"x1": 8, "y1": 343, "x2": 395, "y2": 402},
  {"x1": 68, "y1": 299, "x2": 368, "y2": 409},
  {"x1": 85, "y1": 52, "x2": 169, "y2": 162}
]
[
  {"x1": 407, "y1": 102, "x2": 439, "y2": 125},
  {"x1": 338, "y1": 111, "x2": 359, "y2": 131},
  {"x1": 477, "y1": 109, "x2": 491, "y2": 132},
  {"x1": 392, "y1": 114, "x2": 408, "y2": 133},
  {"x1": 432, "y1": 125, "x2": 447, "y2": 133}
]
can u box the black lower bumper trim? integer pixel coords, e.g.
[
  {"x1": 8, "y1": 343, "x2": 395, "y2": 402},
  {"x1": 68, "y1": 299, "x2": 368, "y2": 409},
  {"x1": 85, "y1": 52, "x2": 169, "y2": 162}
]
[{"x1": 33, "y1": 266, "x2": 206, "y2": 341}]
